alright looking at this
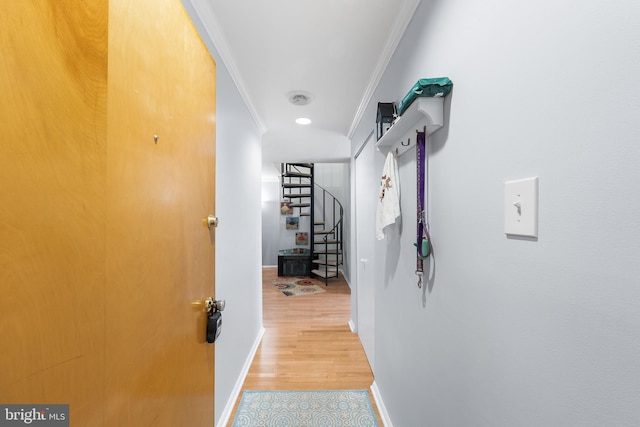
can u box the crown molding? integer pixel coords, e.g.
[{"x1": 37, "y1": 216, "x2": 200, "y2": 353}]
[
  {"x1": 187, "y1": 0, "x2": 268, "y2": 134},
  {"x1": 346, "y1": 0, "x2": 421, "y2": 140}
]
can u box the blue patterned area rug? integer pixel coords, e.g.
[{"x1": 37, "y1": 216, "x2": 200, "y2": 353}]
[{"x1": 231, "y1": 390, "x2": 379, "y2": 427}]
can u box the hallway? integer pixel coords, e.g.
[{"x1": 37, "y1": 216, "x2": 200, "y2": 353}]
[{"x1": 227, "y1": 267, "x2": 381, "y2": 425}]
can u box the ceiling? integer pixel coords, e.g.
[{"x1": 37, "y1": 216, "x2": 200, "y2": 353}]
[{"x1": 187, "y1": 0, "x2": 420, "y2": 173}]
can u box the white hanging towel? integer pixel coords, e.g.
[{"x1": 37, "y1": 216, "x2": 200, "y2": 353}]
[{"x1": 376, "y1": 151, "x2": 401, "y2": 240}]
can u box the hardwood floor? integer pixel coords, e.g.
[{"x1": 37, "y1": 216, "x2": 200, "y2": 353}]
[{"x1": 226, "y1": 267, "x2": 381, "y2": 425}]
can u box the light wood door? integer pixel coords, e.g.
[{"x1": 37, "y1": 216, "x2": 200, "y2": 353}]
[
  {"x1": 105, "y1": 0, "x2": 216, "y2": 424},
  {"x1": 0, "y1": 0, "x2": 216, "y2": 425},
  {"x1": 0, "y1": 1, "x2": 109, "y2": 424}
]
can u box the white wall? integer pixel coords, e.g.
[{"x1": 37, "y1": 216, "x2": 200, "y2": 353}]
[
  {"x1": 182, "y1": 3, "x2": 264, "y2": 426},
  {"x1": 278, "y1": 209, "x2": 312, "y2": 252},
  {"x1": 351, "y1": 0, "x2": 640, "y2": 425},
  {"x1": 262, "y1": 179, "x2": 280, "y2": 266}
]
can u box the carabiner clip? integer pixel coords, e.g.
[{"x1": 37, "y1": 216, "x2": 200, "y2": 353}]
[{"x1": 415, "y1": 270, "x2": 423, "y2": 289}]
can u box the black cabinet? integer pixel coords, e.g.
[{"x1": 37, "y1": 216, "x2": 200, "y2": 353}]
[{"x1": 277, "y1": 255, "x2": 311, "y2": 276}]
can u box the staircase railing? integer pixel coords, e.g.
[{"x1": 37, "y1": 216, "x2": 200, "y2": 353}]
[{"x1": 312, "y1": 183, "x2": 344, "y2": 285}]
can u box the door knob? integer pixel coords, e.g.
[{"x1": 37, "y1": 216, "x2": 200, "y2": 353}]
[{"x1": 204, "y1": 215, "x2": 218, "y2": 229}]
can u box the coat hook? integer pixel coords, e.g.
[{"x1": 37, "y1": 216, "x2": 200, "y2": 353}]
[
  {"x1": 401, "y1": 138, "x2": 410, "y2": 147},
  {"x1": 154, "y1": 135, "x2": 159, "y2": 144}
]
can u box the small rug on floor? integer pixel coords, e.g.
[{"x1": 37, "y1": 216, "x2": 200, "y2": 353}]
[
  {"x1": 231, "y1": 390, "x2": 379, "y2": 427},
  {"x1": 273, "y1": 278, "x2": 326, "y2": 297}
]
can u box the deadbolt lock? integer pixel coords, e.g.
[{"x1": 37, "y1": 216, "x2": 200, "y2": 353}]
[{"x1": 204, "y1": 215, "x2": 218, "y2": 229}]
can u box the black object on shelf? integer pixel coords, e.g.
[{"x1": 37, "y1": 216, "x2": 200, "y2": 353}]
[{"x1": 376, "y1": 102, "x2": 396, "y2": 141}]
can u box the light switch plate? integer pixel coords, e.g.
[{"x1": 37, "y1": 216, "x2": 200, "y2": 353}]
[{"x1": 504, "y1": 177, "x2": 539, "y2": 238}]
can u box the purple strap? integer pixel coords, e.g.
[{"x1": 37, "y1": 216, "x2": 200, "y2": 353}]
[{"x1": 416, "y1": 130, "x2": 429, "y2": 287}]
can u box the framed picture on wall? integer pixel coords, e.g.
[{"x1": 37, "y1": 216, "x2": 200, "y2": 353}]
[
  {"x1": 295, "y1": 232, "x2": 308, "y2": 246},
  {"x1": 280, "y1": 201, "x2": 293, "y2": 215},
  {"x1": 286, "y1": 216, "x2": 299, "y2": 229}
]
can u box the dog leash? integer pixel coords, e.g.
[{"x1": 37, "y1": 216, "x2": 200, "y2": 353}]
[{"x1": 415, "y1": 128, "x2": 430, "y2": 288}]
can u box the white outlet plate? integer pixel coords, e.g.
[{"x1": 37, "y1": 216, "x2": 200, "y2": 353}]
[{"x1": 504, "y1": 177, "x2": 539, "y2": 238}]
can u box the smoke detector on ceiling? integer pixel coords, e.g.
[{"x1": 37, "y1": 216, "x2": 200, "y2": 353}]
[{"x1": 287, "y1": 91, "x2": 312, "y2": 106}]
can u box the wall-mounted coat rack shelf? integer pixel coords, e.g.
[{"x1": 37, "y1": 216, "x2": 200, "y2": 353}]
[{"x1": 375, "y1": 97, "x2": 445, "y2": 157}]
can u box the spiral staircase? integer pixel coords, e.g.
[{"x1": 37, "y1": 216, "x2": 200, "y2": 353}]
[{"x1": 280, "y1": 163, "x2": 344, "y2": 285}]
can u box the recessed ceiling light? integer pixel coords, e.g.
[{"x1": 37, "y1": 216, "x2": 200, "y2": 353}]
[{"x1": 295, "y1": 117, "x2": 311, "y2": 125}]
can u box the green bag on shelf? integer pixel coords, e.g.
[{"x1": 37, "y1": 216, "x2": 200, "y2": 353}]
[{"x1": 397, "y1": 77, "x2": 453, "y2": 116}]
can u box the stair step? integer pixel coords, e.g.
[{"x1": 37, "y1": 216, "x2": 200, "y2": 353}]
[
  {"x1": 283, "y1": 172, "x2": 312, "y2": 178},
  {"x1": 283, "y1": 183, "x2": 311, "y2": 188},
  {"x1": 314, "y1": 239, "x2": 338, "y2": 244},
  {"x1": 314, "y1": 221, "x2": 325, "y2": 226},
  {"x1": 312, "y1": 264, "x2": 338, "y2": 271},
  {"x1": 315, "y1": 252, "x2": 343, "y2": 257},
  {"x1": 288, "y1": 203, "x2": 310, "y2": 208},
  {"x1": 283, "y1": 193, "x2": 311, "y2": 199},
  {"x1": 314, "y1": 229, "x2": 334, "y2": 235},
  {"x1": 311, "y1": 269, "x2": 338, "y2": 279},
  {"x1": 287, "y1": 163, "x2": 313, "y2": 168},
  {"x1": 313, "y1": 259, "x2": 340, "y2": 266},
  {"x1": 314, "y1": 249, "x2": 342, "y2": 254}
]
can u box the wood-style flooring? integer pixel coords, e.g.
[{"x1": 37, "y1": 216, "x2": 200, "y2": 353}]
[{"x1": 226, "y1": 267, "x2": 381, "y2": 425}]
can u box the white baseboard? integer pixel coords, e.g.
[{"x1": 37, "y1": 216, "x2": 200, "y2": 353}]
[
  {"x1": 371, "y1": 381, "x2": 393, "y2": 427},
  {"x1": 340, "y1": 268, "x2": 351, "y2": 288},
  {"x1": 216, "y1": 326, "x2": 265, "y2": 427}
]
